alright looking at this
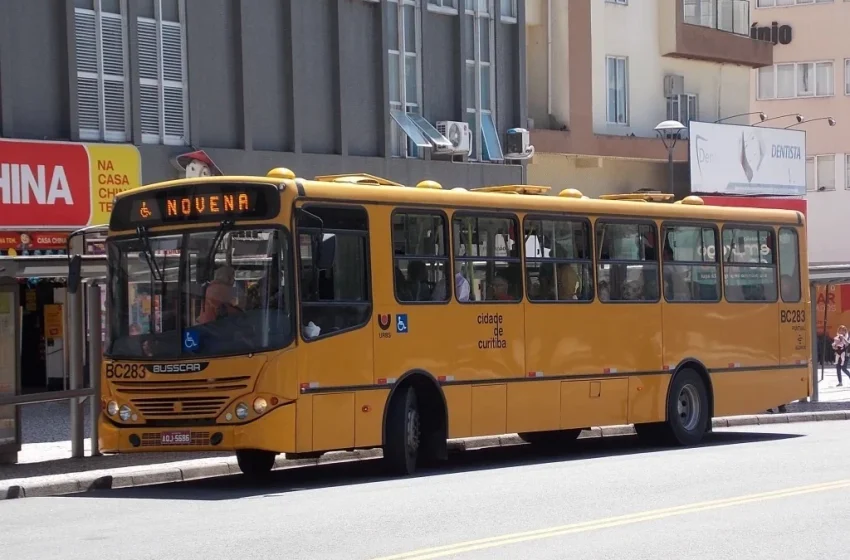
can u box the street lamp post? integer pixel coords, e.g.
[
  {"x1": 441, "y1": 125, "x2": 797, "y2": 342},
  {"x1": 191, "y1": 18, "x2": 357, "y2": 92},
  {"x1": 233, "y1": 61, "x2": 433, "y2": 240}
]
[
  {"x1": 753, "y1": 113, "x2": 803, "y2": 126},
  {"x1": 713, "y1": 112, "x2": 767, "y2": 124},
  {"x1": 654, "y1": 120, "x2": 686, "y2": 194},
  {"x1": 785, "y1": 116, "x2": 837, "y2": 129}
]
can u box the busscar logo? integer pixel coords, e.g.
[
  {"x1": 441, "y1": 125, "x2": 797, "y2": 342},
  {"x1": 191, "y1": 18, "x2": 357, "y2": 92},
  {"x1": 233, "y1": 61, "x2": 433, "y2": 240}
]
[
  {"x1": 143, "y1": 362, "x2": 209, "y2": 374},
  {"x1": 378, "y1": 314, "x2": 392, "y2": 331}
]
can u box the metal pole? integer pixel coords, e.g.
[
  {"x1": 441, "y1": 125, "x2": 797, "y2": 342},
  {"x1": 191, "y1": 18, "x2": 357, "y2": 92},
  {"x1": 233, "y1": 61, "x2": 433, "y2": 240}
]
[
  {"x1": 820, "y1": 284, "x2": 830, "y2": 381},
  {"x1": 68, "y1": 284, "x2": 85, "y2": 458},
  {"x1": 668, "y1": 147, "x2": 675, "y2": 194},
  {"x1": 811, "y1": 282, "x2": 820, "y2": 403},
  {"x1": 87, "y1": 282, "x2": 102, "y2": 457}
]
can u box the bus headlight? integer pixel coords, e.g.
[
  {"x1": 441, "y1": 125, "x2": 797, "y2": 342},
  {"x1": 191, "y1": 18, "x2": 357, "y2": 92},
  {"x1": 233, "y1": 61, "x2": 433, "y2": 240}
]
[
  {"x1": 235, "y1": 403, "x2": 249, "y2": 420},
  {"x1": 119, "y1": 405, "x2": 132, "y2": 422},
  {"x1": 253, "y1": 398, "x2": 268, "y2": 414},
  {"x1": 107, "y1": 401, "x2": 119, "y2": 416}
]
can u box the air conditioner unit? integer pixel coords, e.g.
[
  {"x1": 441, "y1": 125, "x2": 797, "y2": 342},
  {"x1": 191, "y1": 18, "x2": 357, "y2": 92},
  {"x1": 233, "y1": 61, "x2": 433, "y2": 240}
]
[
  {"x1": 436, "y1": 120, "x2": 472, "y2": 156},
  {"x1": 664, "y1": 74, "x2": 685, "y2": 97}
]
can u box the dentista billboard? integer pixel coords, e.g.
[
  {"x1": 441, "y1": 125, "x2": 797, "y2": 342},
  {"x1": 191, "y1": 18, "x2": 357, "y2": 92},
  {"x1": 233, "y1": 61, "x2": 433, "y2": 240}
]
[{"x1": 688, "y1": 121, "x2": 806, "y2": 197}]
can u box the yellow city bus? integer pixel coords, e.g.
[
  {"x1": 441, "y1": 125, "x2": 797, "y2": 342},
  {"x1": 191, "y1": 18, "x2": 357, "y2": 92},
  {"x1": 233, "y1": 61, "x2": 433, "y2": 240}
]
[{"x1": 99, "y1": 168, "x2": 811, "y2": 476}]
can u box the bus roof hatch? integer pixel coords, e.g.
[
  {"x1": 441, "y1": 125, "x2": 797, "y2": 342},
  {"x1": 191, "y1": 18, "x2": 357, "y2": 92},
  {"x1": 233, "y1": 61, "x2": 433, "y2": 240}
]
[
  {"x1": 598, "y1": 191, "x2": 675, "y2": 203},
  {"x1": 313, "y1": 173, "x2": 404, "y2": 187},
  {"x1": 470, "y1": 185, "x2": 552, "y2": 195}
]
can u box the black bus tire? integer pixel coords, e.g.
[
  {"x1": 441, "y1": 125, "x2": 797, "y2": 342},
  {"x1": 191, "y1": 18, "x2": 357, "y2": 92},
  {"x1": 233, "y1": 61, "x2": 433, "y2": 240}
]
[
  {"x1": 236, "y1": 449, "x2": 276, "y2": 478},
  {"x1": 384, "y1": 386, "x2": 420, "y2": 476}
]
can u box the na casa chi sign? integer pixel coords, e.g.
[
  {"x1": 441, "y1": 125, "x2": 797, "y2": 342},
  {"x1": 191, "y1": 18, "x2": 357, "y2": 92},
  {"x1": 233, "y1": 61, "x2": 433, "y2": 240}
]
[{"x1": 0, "y1": 138, "x2": 141, "y2": 228}]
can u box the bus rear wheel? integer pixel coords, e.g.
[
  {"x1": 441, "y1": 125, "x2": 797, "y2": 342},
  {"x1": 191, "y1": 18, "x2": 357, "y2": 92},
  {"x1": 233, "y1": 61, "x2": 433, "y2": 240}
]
[
  {"x1": 384, "y1": 386, "x2": 420, "y2": 476},
  {"x1": 637, "y1": 369, "x2": 709, "y2": 446},
  {"x1": 236, "y1": 449, "x2": 276, "y2": 478}
]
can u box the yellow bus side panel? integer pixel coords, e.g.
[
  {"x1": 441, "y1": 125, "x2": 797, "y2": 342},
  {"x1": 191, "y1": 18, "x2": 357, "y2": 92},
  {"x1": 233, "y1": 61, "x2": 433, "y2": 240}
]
[
  {"x1": 355, "y1": 389, "x2": 389, "y2": 448},
  {"x1": 313, "y1": 393, "x2": 355, "y2": 451},
  {"x1": 233, "y1": 403, "x2": 296, "y2": 452},
  {"x1": 444, "y1": 385, "x2": 472, "y2": 439},
  {"x1": 506, "y1": 380, "x2": 561, "y2": 433},
  {"x1": 560, "y1": 378, "x2": 629, "y2": 429},
  {"x1": 296, "y1": 394, "x2": 313, "y2": 452},
  {"x1": 471, "y1": 384, "x2": 507, "y2": 436},
  {"x1": 628, "y1": 375, "x2": 671, "y2": 424},
  {"x1": 712, "y1": 368, "x2": 808, "y2": 417}
]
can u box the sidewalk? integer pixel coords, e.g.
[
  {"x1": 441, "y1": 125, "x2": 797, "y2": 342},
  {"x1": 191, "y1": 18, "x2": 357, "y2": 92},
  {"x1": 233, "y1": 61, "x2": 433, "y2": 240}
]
[{"x1": 3, "y1": 378, "x2": 850, "y2": 500}]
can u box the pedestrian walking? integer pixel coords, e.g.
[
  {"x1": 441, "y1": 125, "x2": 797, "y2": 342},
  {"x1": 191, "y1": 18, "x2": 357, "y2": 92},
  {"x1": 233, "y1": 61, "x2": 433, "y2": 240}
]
[{"x1": 832, "y1": 325, "x2": 850, "y2": 386}]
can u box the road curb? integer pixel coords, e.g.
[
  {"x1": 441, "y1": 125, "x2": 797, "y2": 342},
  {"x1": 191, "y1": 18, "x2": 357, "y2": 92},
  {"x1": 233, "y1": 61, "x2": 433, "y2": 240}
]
[{"x1": 3, "y1": 410, "x2": 848, "y2": 500}]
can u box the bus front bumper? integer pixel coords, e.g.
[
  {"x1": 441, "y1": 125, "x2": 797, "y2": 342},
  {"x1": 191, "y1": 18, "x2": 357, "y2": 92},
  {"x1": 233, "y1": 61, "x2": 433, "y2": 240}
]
[{"x1": 98, "y1": 402, "x2": 296, "y2": 454}]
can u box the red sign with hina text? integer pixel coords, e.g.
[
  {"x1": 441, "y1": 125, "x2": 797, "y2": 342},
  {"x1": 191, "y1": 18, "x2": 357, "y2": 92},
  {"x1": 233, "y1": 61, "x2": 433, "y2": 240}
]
[{"x1": 0, "y1": 139, "x2": 92, "y2": 227}]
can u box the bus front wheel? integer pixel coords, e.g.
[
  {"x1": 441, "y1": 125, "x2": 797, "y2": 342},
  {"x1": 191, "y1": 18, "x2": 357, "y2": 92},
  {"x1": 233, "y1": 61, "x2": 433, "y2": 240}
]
[
  {"x1": 384, "y1": 386, "x2": 420, "y2": 476},
  {"x1": 236, "y1": 449, "x2": 276, "y2": 478}
]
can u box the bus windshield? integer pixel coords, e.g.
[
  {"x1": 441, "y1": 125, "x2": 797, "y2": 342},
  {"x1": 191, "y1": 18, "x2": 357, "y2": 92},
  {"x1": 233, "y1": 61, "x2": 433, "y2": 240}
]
[{"x1": 106, "y1": 227, "x2": 294, "y2": 360}]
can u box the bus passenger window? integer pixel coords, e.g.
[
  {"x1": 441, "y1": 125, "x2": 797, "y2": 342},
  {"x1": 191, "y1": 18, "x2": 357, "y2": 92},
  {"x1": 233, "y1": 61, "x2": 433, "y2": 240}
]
[
  {"x1": 779, "y1": 228, "x2": 801, "y2": 303},
  {"x1": 452, "y1": 214, "x2": 522, "y2": 302},
  {"x1": 722, "y1": 227, "x2": 777, "y2": 302},
  {"x1": 524, "y1": 217, "x2": 593, "y2": 302},
  {"x1": 661, "y1": 225, "x2": 720, "y2": 302},
  {"x1": 595, "y1": 221, "x2": 659, "y2": 302},
  {"x1": 297, "y1": 205, "x2": 371, "y2": 339},
  {"x1": 392, "y1": 212, "x2": 450, "y2": 303}
]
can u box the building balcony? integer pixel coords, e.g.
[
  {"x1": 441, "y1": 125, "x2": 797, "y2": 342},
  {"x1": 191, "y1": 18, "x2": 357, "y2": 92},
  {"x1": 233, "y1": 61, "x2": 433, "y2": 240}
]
[{"x1": 659, "y1": 0, "x2": 773, "y2": 68}]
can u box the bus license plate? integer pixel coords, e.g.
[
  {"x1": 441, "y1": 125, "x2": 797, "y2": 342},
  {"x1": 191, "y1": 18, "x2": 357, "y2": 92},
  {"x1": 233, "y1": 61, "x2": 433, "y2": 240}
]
[{"x1": 161, "y1": 431, "x2": 191, "y2": 445}]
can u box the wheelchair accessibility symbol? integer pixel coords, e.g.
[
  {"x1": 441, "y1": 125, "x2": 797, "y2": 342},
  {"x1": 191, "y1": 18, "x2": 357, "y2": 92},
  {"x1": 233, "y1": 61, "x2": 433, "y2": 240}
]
[
  {"x1": 396, "y1": 314, "x2": 408, "y2": 334},
  {"x1": 183, "y1": 329, "x2": 200, "y2": 352}
]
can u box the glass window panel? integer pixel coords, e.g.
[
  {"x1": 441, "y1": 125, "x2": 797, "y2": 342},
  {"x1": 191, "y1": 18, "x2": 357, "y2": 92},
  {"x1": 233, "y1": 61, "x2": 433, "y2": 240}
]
[
  {"x1": 389, "y1": 53, "x2": 401, "y2": 103},
  {"x1": 776, "y1": 64, "x2": 795, "y2": 97},
  {"x1": 405, "y1": 54, "x2": 418, "y2": 104},
  {"x1": 758, "y1": 66, "x2": 775, "y2": 99},
  {"x1": 480, "y1": 19, "x2": 491, "y2": 63},
  {"x1": 403, "y1": 4, "x2": 416, "y2": 53},
  {"x1": 797, "y1": 62, "x2": 814, "y2": 96},
  {"x1": 816, "y1": 62, "x2": 833, "y2": 96},
  {"x1": 387, "y1": 4, "x2": 399, "y2": 51}
]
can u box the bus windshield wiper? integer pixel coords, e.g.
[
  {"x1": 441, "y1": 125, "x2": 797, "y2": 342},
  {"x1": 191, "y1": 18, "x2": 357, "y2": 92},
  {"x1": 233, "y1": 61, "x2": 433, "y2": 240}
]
[
  {"x1": 136, "y1": 225, "x2": 164, "y2": 283},
  {"x1": 205, "y1": 219, "x2": 235, "y2": 280}
]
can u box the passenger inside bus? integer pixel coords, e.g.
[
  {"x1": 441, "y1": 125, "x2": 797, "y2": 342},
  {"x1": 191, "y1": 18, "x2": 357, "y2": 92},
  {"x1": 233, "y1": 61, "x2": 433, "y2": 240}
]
[{"x1": 198, "y1": 265, "x2": 242, "y2": 324}]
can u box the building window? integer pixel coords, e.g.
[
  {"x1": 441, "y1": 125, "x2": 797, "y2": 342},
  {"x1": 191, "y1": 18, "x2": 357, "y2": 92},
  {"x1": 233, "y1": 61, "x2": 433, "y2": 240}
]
[
  {"x1": 465, "y1": 0, "x2": 504, "y2": 161},
  {"x1": 388, "y1": 0, "x2": 427, "y2": 158},
  {"x1": 74, "y1": 0, "x2": 129, "y2": 142},
  {"x1": 757, "y1": 61, "x2": 834, "y2": 100},
  {"x1": 427, "y1": 0, "x2": 458, "y2": 13},
  {"x1": 806, "y1": 155, "x2": 835, "y2": 191},
  {"x1": 666, "y1": 93, "x2": 698, "y2": 126},
  {"x1": 846, "y1": 155, "x2": 850, "y2": 190},
  {"x1": 757, "y1": 0, "x2": 832, "y2": 6},
  {"x1": 137, "y1": 0, "x2": 188, "y2": 146},
  {"x1": 499, "y1": 0, "x2": 518, "y2": 22},
  {"x1": 606, "y1": 56, "x2": 629, "y2": 125},
  {"x1": 845, "y1": 59, "x2": 850, "y2": 95}
]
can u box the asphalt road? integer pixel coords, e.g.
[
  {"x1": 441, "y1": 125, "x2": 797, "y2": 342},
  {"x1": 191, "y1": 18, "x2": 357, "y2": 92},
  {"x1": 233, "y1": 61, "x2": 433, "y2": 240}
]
[{"x1": 2, "y1": 422, "x2": 849, "y2": 559}]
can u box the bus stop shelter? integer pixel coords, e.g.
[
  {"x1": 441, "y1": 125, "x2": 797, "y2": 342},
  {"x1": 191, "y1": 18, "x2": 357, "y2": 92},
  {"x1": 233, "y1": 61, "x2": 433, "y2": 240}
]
[
  {"x1": 808, "y1": 263, "x2": 850, "y2": 403},
  {"x1": 0, "y1": 253, "x2": 107, "y2": 464}
]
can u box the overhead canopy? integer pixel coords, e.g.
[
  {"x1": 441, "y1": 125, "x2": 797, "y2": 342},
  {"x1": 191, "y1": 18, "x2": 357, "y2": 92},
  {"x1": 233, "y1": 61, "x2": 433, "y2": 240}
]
[
  {"x1": 808, "y1": 263, "x2": 850, "y2": 286},
  {"x1": 0, "y1": 255, "x2": 107, "y2": 280}
]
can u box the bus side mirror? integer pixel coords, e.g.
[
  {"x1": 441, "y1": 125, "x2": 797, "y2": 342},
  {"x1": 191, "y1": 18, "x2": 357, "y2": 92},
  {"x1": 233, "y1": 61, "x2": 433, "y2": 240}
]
[
  {"x1": 316, "y1": 234, "x2": 336, "y2": 270},
  {"x1": 68, "y1": 255, "x2": 82, "y2": 294}
]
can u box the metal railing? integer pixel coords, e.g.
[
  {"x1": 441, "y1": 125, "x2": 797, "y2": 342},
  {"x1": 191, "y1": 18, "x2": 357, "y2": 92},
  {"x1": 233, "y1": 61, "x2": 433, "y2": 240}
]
[{"x1": 683, "y1": 0, "x2": 750, "y2": 36}]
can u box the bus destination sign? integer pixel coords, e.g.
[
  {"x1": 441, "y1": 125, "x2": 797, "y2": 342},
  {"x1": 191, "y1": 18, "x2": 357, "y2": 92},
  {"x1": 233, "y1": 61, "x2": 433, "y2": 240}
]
[{"x1": 110, "y1": 182, "x2": 280, "y2": 229}]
